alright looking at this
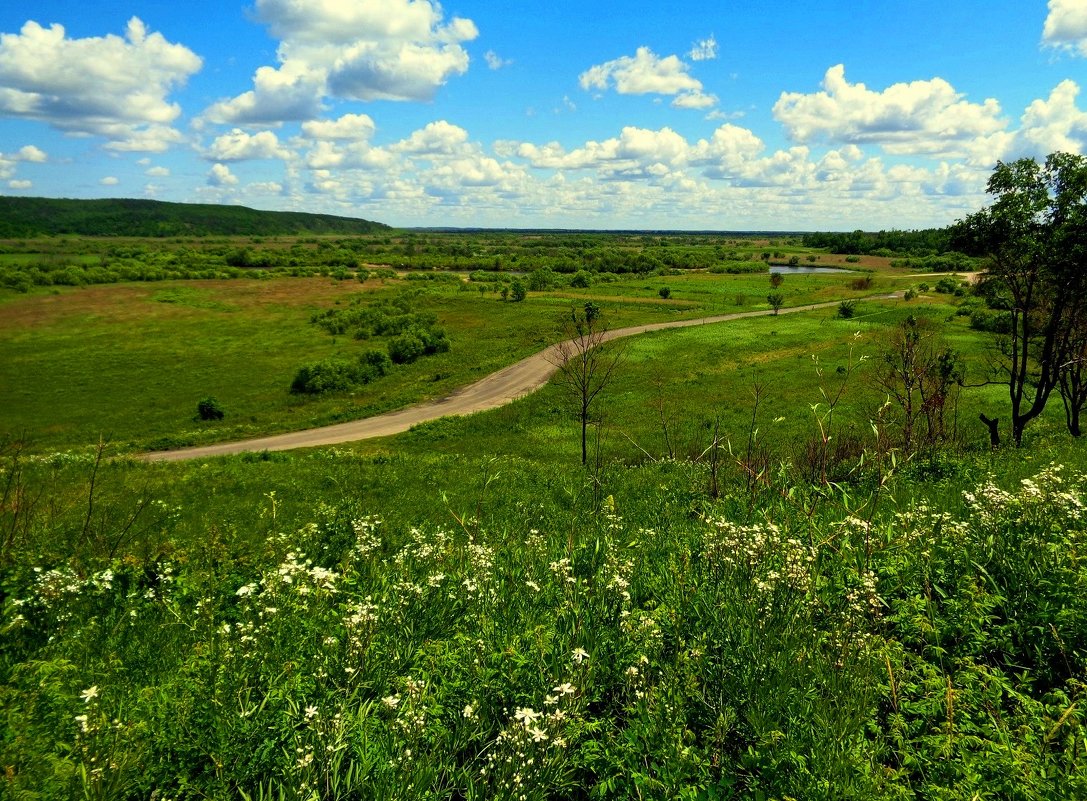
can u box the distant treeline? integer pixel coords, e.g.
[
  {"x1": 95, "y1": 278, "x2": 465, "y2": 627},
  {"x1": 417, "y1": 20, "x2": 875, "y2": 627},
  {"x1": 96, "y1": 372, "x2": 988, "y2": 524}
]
[
  {"x1": 0, "y1": 197, "x2": 389, "y2": 238},
  {"x1": 801, "y1": 228, "x2": 952, "y2": 256}
]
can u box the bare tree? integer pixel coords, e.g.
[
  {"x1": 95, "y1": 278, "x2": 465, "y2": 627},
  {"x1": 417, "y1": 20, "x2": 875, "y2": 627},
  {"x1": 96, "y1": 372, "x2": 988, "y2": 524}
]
[{"x1": 549, "y1": 302, "x2": 625, "y2": 465}]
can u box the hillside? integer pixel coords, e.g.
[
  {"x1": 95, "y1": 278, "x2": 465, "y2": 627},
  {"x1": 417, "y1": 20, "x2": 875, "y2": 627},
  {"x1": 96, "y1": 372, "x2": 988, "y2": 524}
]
[{"x1": 0, "y1": 196, "x2": 389, "y2": 237}]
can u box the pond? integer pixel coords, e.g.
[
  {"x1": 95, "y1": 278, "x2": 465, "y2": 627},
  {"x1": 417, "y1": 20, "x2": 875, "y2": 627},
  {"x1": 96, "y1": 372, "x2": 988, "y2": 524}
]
[{"x1": 769, "y1": 265, "x2": 855, "y2": 275}]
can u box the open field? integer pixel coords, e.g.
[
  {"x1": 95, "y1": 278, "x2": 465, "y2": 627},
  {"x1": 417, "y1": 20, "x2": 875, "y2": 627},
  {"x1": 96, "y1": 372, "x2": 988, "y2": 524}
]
[
  {"x1": 4, "y1": 228, "x2": 1084, "y2": 800},
  {"x1": 0, "y1": 237, "x2": 946, "y2": 453}
]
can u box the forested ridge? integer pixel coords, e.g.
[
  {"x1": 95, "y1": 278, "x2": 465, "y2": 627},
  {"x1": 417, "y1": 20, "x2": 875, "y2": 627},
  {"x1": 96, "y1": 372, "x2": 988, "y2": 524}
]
[{"x1": 0, "y1": 196, "x2": 389, "y2": 237}]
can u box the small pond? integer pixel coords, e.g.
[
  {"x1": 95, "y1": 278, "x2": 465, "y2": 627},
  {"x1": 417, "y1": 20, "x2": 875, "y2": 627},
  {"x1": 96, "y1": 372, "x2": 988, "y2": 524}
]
[{"x1": 769, "y1": 265, "x2": 855, "y2": 274}]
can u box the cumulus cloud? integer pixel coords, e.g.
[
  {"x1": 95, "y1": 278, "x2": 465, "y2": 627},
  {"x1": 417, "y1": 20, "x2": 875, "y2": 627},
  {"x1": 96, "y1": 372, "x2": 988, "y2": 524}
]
[
  {"x1": 1013, "y1": 79, "x2": 1087, "y2": 157},
  {"x1": 689, "y1": 35, "x2": 718, "y2": 61},
  {"x1": 205, "y1": 129, "x2": 293, "y2": 161},
  {"x1": 773, "y1": 64, "x2": 1006, "y2": 159},
  {"x1": 393, "y1": 120, "x2": 470, "y2": 155},
  {"x1": 301, "y1": 113, "x2": 376, "y2": 141},
  {"x1": 580, "y1": 47, "x2": 706, "y2": 99},
  {"x1": 100, "y1": 176, "x2": 119, "y2": 186},
  {"x1": 0, "y1": 18, "x2": 201, "y2": 151},
  {"x1": 146, "y1": 166, "x2": 170, "y2": 177},
  {"x1": 1043, "y1": 0, "x2": 1087, "y2": 57},
  {"x1": 203, "y1": 0, "x2": 478, "y2": 124},
  {"x1": 207, "y1": 163, "x2": 238, "y2": 186},
  {"x1": 8, "y1": 179, "x2": 31, "y2": 189}
]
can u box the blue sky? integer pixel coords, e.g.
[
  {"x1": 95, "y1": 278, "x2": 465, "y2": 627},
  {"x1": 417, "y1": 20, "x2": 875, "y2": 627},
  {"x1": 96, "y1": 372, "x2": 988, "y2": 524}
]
[{"x1": 0, "y1": 0, "x2": 1085, "y2": 230}]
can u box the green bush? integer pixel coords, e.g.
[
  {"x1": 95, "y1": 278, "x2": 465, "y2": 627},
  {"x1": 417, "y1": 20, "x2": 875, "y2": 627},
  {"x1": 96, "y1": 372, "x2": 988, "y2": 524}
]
[
  {"x1": 388, "y1": 332, "x2": 425, "y2": 364},
  {"x1": 837, "y1": 299, "x2": 857, "y2": 318},
  {"x1": 195, "y1": 397, "x2": 225, "y2": 421}
]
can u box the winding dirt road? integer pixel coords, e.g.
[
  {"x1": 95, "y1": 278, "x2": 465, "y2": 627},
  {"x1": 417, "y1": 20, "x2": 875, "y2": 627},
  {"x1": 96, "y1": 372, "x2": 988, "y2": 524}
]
[{"x1": 141, "y1": 297, "x2": 883, "y2": 462}]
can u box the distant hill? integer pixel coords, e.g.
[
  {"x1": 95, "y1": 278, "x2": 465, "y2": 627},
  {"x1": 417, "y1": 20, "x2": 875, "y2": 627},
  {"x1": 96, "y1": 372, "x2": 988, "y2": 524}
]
[{"x1": 0, "y1": 197, "x2": 389, "y2": 237}]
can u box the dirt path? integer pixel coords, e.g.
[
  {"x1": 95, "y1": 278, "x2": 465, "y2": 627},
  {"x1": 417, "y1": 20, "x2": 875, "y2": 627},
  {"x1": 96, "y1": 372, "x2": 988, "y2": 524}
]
[{"x1": 140, "y1": 297, "x2": 889, "y2": 462}]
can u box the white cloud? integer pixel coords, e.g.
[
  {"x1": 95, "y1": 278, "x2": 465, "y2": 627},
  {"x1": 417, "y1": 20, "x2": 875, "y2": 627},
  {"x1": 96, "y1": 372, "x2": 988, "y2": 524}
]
[
  {"x1": 301, "y1": 113, "x2": 376, "y2": 141},
  {"x1": 8, "y1": 179, "x2": 31, "y2": 190},
  {"x1": 393, "y1": 120, "x2": 470, "y2": 155},
  {"x1": 485, "y1": 50, "x2": 511, "y2": 70},
  {"x1": 580, "y1": 47, "x2": 705, "y2": 97},
  {"x1": 207, "y1": 163, "x2": 238, "y2": 186},
  {"x1": 1043, "y1": 0, "x2": 1087, "y2": 57},
  {"x1": 1013, "y1": 79, "x2": 1087, "y2": 157},
  {"x1": 146, "y1": 165, "x2": 170, "y2": 177},
  {"x1": 16, "y1": 145, "x2": 46, "y2": 162},
  {"x1": 203, "y1": 0, "x2": 477, "y2": 124},
  {"x1": 689, "y1": 35, "x2": 717, "y2": 61},
  {"x1": 100, "y1": 176, "x2": 119, "y2": 186},
  {"x1": 206, "y1": 129, "x2": 293, "y2": 161},
  {"x1": 672, "y1": 91, "x2": 718, "y2": 109},
  {"x1": 0, "y1": 18, "x2": 201, "y2": 150},
  {"x1": 773, "y1": 64, "x2": 1006, "y2": 159}
]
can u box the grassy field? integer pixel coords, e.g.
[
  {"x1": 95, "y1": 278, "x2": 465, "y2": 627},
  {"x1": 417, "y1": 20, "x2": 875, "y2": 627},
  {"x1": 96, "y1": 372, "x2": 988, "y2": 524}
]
[
  {"x1": 0, "y1": 260, "x2": 930, "y2": 453},
  {"x1": 6, "y1": 232, "x2": 1082, "y2": 800}
]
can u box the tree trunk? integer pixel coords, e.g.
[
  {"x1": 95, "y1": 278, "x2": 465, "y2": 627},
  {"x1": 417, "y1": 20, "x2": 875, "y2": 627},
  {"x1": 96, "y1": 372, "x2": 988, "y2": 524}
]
[{"x1": 979, "y1": 413, "x2": 1000, "y2": 448}]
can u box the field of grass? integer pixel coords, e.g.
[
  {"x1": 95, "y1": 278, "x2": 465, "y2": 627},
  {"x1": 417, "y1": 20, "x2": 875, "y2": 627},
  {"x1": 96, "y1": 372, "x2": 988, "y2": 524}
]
[
  {"x1": 3, "y1": 232, "x2": 1082, "y2": 800},
  {"x1": 1, "y1": 261, "x2": 928, "y2": 453}
]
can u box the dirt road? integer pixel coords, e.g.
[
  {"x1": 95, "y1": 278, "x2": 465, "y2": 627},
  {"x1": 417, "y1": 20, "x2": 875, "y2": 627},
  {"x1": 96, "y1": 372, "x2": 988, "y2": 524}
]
[{"x1": 140, "y1": 298, "x2": 872, "y2": 461}]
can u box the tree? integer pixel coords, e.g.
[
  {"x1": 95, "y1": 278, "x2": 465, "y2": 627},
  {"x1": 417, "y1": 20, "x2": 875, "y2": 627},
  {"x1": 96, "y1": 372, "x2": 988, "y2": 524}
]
[
  {"x1": 767, "y1": 291, "x2": 784, "y2": 315},
  {"x1": 769, "y1": 271, "x2": 785, "y2": 288},
  {"x1": 510, "y1": 279, "x2": 527, "y2": 302},
  {"x1": 549, "y1": 302, "x2": 625, "y2": 465},
  {"x1": 875, "y1": 316, "x2": 963, "y2": 452},
  {"x1": 952, "y1": 152, "x2": 1087, "y2": 445}
]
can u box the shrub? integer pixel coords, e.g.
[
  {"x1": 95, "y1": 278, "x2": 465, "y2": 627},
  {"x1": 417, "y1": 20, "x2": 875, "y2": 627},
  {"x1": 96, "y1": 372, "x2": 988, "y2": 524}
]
[
  {"x1": 837, "y1": 300, "x2": 857, "y2": 318},
  {"x1": 388, "y1": 332, "x2": 425, "y2": 364},
  {"x1": 195, "y1": 397, "x2": 225, "y2": 421},
  {"x1": 290, "y1": 359, "x2": 359, "y2": 394},
  {"x1": 849, "y1": 275, "x2": 873, "y2": 290},
  {"x1": 510, "y1": 279, "x2": 527, "y2": 302},
  {"x1": 569, "y1": 270, "x2": 592, "y2": 288},
  {"x1": 658, "y1": 287, "x2": 671, "y2": 299}
]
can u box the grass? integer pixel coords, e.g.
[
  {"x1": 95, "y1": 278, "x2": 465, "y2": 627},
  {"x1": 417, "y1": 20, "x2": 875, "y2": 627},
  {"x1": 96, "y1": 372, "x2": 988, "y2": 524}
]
[
  {"x1": 4, "y1": 236, "x2": 1084, "y2": 798},
  {"x1": 1, "y1": 266, "x2": 921, "y2": 453}
]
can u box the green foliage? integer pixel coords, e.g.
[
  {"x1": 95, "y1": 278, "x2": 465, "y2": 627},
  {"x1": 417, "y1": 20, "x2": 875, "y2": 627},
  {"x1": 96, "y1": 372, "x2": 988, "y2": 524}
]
[
  {"x1": 837, "y1": 299, "x2": 858, "y2": 318},
  {"x1": 657, "y1": 287, "x2": 671, "y2": 299},
  {"x1": 570, "y1": 270, "x2": 593, "y2": 288},
  {"x1": 3, "y1": 451, "x2": 1087, "y2": 798},
  {"x1": 290, "y1": 350, "x2": 390, "y2": 394},
  {"x1": 510, "y1": 279, "x2": 527, "y2": 302},
  {"x1": 195, "y1": 396, "x2": 225, "y2": 421},
  {"x1": 0, "y1": 196, "x2": 388, "y2": 238}
]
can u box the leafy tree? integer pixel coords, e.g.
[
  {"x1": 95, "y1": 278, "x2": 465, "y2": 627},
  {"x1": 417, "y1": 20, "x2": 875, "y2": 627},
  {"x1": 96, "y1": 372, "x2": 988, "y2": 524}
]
[
  {"x1": 549, "y1": 302, "x2": 624, "y2": 465},
  {"x1": 769, "y1": 272, "x2": 784, "y2": 288},
  {"x1": 510, "y1": 279, "x2": 527, "y2": 302},
  {"x1": 952, "y1": 152, "x2": 1087, "y2": 444},
  {"x1": 658, "y1": 287, "x2": 671, "y2": 299},
  {"x1": 767, "y1": 291, "x2": 785, "y2": 315}
]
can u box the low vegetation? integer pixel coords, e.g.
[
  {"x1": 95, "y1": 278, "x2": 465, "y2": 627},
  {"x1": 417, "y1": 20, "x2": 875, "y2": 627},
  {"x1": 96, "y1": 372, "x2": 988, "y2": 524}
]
[{"x1": 1, "y1": 156, "x2": 1085, "y2": 798}]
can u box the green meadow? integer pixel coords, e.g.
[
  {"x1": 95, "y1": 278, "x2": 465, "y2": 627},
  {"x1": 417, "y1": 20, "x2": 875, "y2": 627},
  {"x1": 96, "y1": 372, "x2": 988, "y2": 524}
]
[{"x1": 2, "y1": 229, "x2": 1085, "y2": 800}]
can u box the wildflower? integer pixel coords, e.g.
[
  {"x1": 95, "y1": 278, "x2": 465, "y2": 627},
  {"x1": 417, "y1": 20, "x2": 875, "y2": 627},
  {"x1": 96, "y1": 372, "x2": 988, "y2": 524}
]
[
  {"x1": 462, "y1": 704, "x2": 475, "y2": 719},
  {"x1": 528, "y1": 726, "x2": 548, "y2": 742},
  {"x1": 382, "y1": 694, "x2": 401, "y2": 709},
  {"x1": 572, "y1": 648, "x2": 589, "y2": 664},
  {"x1": 304, "y1": 705, "x2": 318, "y2": 720},
  {"x1": 74, "y1": 714, "x2": 89, "y2": 732},
  {"x1": 235, "y1": 583, "x2": 257, "y2": 597},
  {"x1": 553, "y1": 682, "x2": 576, "y2": 696},
  {"x1": 514, "y1": 707, "x2": 542, "y2": 725},
  {"x1": 81, "y1": 686, "x2": 99, "y2": 703}
]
